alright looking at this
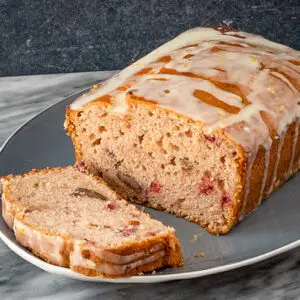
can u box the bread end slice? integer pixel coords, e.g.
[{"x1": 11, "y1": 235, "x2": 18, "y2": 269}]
[{"x1": 1, "y1": 167, "x2": 183, "y2": 277}]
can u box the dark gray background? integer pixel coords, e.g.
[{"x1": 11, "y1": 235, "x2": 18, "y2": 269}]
[{"x1": 1, "y1": 0, "x2": 299, "y2": 76}]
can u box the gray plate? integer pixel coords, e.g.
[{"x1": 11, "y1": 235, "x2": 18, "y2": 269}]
[{"x1": 0, "y1": 88, "x2": 300, "y2": 283}]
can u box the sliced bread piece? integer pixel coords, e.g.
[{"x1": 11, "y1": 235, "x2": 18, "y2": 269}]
[{"x1": 1, "y1": 167, "x2": 183, "y2": 278}]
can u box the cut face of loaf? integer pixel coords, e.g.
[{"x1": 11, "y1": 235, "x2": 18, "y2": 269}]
[
  {"x1": 66, "y1": 27, "x2": 300, "y2": 234},
  {"x1": 67, "y1": 103, "x2": 245, "y2": 234},
  {"x1": 1, "y1": 167, "x2": 183, "y2": 277}
]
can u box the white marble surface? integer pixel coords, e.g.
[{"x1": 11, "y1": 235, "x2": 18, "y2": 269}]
[{"x1": 1, "y1": 72, "x2": 300, "y2": 300}]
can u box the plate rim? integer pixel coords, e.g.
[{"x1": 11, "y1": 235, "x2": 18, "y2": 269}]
[
  {"x1": 1, "y1": 227, "x2": 299, "y2": 283},
  {"x1": 0, "y1": 84, "x2": 299, "y2": 283}
]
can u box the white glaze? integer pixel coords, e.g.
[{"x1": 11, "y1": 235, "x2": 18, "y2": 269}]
[
  {"x1": 13, "y1": 216, "x2": 66, "y2": 266},
  {"x1": 71, "y1": 27, "x2": 298, "y2": 110},
  {"x1": 71, "y1": 240, "x2": 97, "y2": 269},
  {"x1": 93, "y1": 250, "x2": 166, "y2": 275},
  {"x1": 92, "y1": 243, "x2": 164, "y2": 265},
  {"x1": 1, "y1": 193, "x2": 15, "y2": 229},
  {"x1": 270, "y1": 71, "x2": 298, "y2": 93},
  {"x1": 269, "y1": 131, "x2": 287, "y2": 193},
  {"x1": 132, "y1": 73, "x2": 234, "y2": 125},
  {"x1": 71, "y1": 240, "x2": 166, "y2": 275}
]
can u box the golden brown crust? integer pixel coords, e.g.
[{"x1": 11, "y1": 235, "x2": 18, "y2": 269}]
[
  {"x1": 245, "y1": 121, "x2": 299, "y2": 216},
  {"x1": 65, "y1": 107, "x2": 84, "y2": 162},
  {"x1": 294, "y1": 122, "x2": 300, "y2": 168},
  {"x1": 263, "y1": 138, "x2": 280, "y2": 197},
  {"x1": 244, "y1": 145, "x2": 266, "y2": 215},
  {"x1": 1, "y1": 193, "x2": 16, "y2": 229},
  {"x1": 223, "y1": 136, "x2": 248, "y2": 233},
  {"x1": 276, "y1": 122, "x2": 297, "y2": 182}
]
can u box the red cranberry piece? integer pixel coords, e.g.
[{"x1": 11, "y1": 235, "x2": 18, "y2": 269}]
[
  {"x1": 149, "y1": 180, "x2": 162, "y2": 193},
  {"x1": 199, "y1": 174, "x2": 214, "y2": 195},
  {"x1": 204, "y1": 135, "x2": 221, "y2": 147},
  {"x1": 204, "y1": 135, "x2": 216, "y2": 142},
  {"x1": 75, "y1": 161, "x2": 86, "y2": 172},
  {"x1": 221, "y1": 191, "x2": 231, "y2": 208},
  {"x1": 106, "y1": 202, "x2": 118, "y2": 211},
  {"x1": 120, "y1": 227, "x2": 136, "y2": 237}
]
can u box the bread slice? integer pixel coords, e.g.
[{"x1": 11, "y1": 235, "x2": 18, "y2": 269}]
[
  {"x1": 66, "y1": 27, "x2": 300, "y2": 234},
  {"x1": 1, "y1": 167, "x2": 183, "y2": 278}
]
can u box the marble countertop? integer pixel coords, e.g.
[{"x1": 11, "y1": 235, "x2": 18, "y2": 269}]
[{"x1": 0, "y1": 72, "x2": 300, "y2": 300}]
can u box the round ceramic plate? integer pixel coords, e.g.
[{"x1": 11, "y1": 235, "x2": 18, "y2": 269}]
[{"x1": 0, "y1": 87, "x2": 300, "y2": 283}]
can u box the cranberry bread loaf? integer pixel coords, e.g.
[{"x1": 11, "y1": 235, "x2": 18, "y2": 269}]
[
  {"x1": 1, "y1": 167, "x2": 183, "y2": 278},
  {"x1": 66, "y1": 27, "x2": 300, "y2": 234}
]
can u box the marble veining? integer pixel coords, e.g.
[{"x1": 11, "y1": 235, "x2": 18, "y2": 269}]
[{"x1": 0, "y1": 72, "x2": 300, "y2": 300}]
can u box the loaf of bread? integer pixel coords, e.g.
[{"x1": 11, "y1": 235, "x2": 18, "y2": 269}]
[
  {"x1": 66, "y1": 27, "x2": 300, "y2": 234},
  {"x1": 1, "y1": 167, "x2": 183, "y2": 277}
]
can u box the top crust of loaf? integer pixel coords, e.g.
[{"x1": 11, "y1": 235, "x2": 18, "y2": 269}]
[{"x1": 68, "y1": 26, "x2": 300, "y2": 156}]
